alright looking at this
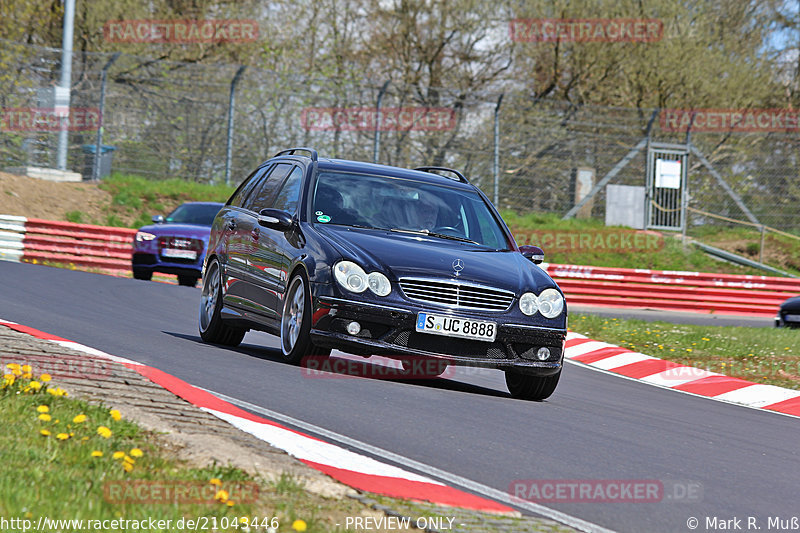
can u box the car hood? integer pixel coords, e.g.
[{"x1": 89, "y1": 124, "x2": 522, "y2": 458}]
[
  {"x1": 314, "y1": 225, "x2": 558, "y2": 294},
  {"x1": 780, "y1": 296, "x2": 800, "y2": 312},
  {"x1": 137, "y1": 224, "x2": 212, "y2": 241}
]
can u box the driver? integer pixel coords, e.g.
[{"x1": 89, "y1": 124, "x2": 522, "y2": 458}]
[{"x1": 412, "y1": 193, "x2": 440, "y2": 231}]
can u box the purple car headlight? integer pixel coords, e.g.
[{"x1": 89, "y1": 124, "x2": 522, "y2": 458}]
[{"x1": 135, "y1": 231, "x2": 156, "y2": 242}]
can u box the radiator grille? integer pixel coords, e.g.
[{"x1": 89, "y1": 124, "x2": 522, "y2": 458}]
[{"x1": 399, "y1": 278, "x2": 514, "y2": 311}]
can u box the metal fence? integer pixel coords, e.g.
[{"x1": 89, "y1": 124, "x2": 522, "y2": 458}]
[{"x1": 1, "y1": 39, "x2": 798, "y2": 233}]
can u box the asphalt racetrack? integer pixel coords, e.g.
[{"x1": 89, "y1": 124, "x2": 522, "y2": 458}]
[{"x1": 1, "y1": 261, "x2": 797, "y2": 533}]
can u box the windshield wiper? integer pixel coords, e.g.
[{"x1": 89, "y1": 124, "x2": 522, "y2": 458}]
[{"x1": 389, "y1": 228, "x2": 479, "y2": 245}]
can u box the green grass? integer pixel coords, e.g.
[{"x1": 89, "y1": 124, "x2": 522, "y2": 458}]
[
  {"x1": 0, "y1": 367, "x2": 383, "y2": 532},
  {"x1": 569, "y1": 314, "x2": 800, "y2": 390},
  {"x1": 97, "y1": 173, "x2": 235, "y2": 228},
  {"x1": 687, "y1": 224, "x2": 800, "y2": 276},
  {"x1": 64, "y1": 211, "x2": 85, "y2": 224},
  {"x1": 502, "y1": 211, "x2": 773, "y2": 275}
]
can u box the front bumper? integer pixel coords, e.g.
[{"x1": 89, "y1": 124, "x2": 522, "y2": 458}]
[{"x1": 309, "y1": 295, "x2": 566, "y2": 375}]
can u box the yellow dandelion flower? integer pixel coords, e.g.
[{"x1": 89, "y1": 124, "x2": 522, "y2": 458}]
[
  {"x1": 226, "y1": 500, "x2": 235, "y2": 507},
  {"x1": 38, "y1": 413, "x2": 52, "y2": 422},
  {"x1": 29, "y1": 381, "x2": 42, "y2": 391},
  {"x1": 22, "y1": 373, "x2": 33, "y2": 380},
  {"x1": 40, "y1": 374, "x2": 51, "y2": 382},
  {"x1": 209, "y1": 478, "x2": 222, "y2": 487},
  {"x1": 123, "y1": 455, "x2": 135, "y2": 465},
  {"x1": 97, "y1": 426, "x2": 112, "y2": 439},
  {"x1": 40, "y1": 429, "x2": 51, "y2": 437},
  {"x1": 91, "y1": 451, "x2": 103, "y2": 458},
  {"x1": 6, "y1": 363, "x2": 20, "y2": 372},
  {"x1": 37, "y1": 405, "x2": 50, "y2": 413},
  {"x1": 112, "y1": 451, "x2": 125, "y2": 460},
  {"x1": 11, "y1": 368, "x2": 22, "y2": 377},
  {"x1": 56, "y1": 433, "x2": 69, "y2": 441},
  {"x1": 129, "y1": 448, "x2": 143, "y2": 458},
  {"x1": 109, "y1": 409, "x2": 121, "y2": 421},
  {"x1": 292, "y1": 519, "x2": 308, "y2": 532},
  {"x1": 73, "y1": 414, "x2": 87, "y2": 424},
  {"x1": 122, "y1": 462, "x2": 133, "y2": 473},
  {"x1": 214, "y1": 490, "x2": 229, "y2": 503},
  {"x1": 81, "y1": 436, "x2": 89, "y2": 442},
  {"x1": 22, "y1": 364, "x2": 32, "y2": 373},
  {"x1": 686, "y1": 348, "x2": 693, "y2": 352}
]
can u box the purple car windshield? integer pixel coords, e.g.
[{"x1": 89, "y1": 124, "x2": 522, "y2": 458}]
[{"x1": 165, "y1": 204, "x2": 222, "y2": 226}]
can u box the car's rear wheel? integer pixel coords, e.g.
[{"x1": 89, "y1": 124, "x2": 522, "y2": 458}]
[
  {"x1": 505, "y1": 369, "x2": 561, "y2": 401},
  {"x1": 199, "y1": 258, "x2": 246, "y2": 346},
  {"x1": 280, "y1": 272, "x2": 330, "y2": 364},
  {"x1": 178, "y1": 274, "x2": 199, "y2": 287},
  {"x1": 132, "y1": 268, "x2": 152, "y2": 281}
]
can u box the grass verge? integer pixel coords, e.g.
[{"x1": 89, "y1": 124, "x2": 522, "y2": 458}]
[
  {"x1": 569, "y1": 314, "x2": 800, "y2": 390},
  {"x1": 0, "y1": 365, "x2": 386, "y2": 532}
]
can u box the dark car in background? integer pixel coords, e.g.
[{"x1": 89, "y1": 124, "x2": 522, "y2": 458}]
[
  {"x1": 775, "y1": 296, "x2": 800, "y2": 328},
  {"x1": 133, "y1": 202, "x2": 223, "y2": 286},
  {"x1": 198, "y1": 148, "x2": 567, "y2": 400}
]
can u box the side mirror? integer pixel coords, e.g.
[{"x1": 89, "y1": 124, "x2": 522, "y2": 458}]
[
  {"x1": 152, "y1": 215, "x2": 164, "y2": 224},
  {"x1": 258, "y1": 208, "x2": 293, "y2": 231},
  {"x1": 519, "y1": 245, "x2": 545, "y2": 264}
]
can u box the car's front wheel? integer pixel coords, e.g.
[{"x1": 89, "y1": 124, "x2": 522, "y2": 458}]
[
  {"x1": 132, "y1": 268, "x2": 152, "y2": 281},
  {"x1": 280, "y1": 272, "x2": 330, "y2": 364},
  {"x1": 178, "y1": 274, "x2": 199, "y2": 287},
  {"x1": 199, "y1": 258, "x2": 246, "y2": 346},
  {"x1": 505, "y1": 369, "x2": 561, "y2": 401}
]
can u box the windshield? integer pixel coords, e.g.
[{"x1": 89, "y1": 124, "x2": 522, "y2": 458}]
[
  {"x1": 312, "y1": 171, "x2": 510, "y2": 250},
  {"x1": 165, "y1": 204, "x2": 222, "y2": 226}
]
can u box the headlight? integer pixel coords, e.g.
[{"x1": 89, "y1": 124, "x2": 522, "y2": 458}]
[
  {"x1": 538, "y1": 288, "x2": 564, "y2": 318},
  {"x1": 519, "y1": 292, "x2": 539, "y2": 316},
  {"x1": 334, "y1": 261, "x2": 368, "y2": 293},
  {"x1": 135, "y1": 231, "x2": 156, "y2": 242},
  {"x1": 368, "y1": 272, "x2": 391, "y2": 296}
]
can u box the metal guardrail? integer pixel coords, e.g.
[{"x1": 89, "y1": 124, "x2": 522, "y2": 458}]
[
  {"x1": 0, "y1": 215, "x2": 135, "y2": 273},
  {"x1": 1, "y1": 215, "x2": 797, "y2": 317}
]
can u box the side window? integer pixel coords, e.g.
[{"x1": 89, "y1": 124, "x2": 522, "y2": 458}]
[
  {"x1": 271, "y1": 166, "x2": 304, "y2": 214},
  {"x1": 242, "y1": 163, "x2": 293, "y2": 212},
  {"x1": 227, "y1": 165, "x2": 270, "y2": 207}
]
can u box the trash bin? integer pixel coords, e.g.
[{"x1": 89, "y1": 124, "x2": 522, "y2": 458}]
[{"x1": 81, "y1": 144, "x2": 116, "y2": 180}]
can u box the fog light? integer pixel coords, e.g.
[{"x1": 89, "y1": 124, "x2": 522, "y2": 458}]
[
  {"x1": 346, "y1": 321, "x2": 361, "y2": 335},
  {"x1": 536, "y1": 347, "x2": 550, "y2": 361}
]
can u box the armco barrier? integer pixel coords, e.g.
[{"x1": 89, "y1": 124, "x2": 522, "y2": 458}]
[
  {"x1": 0, "y1": 215, "x2": 135, "y2": 274},
  {"x1": 1, "y1": 215, "x2": 798, "y2": 316},
  {"x1": 544, "y1": 264, "x2": 800, "y2": 317}
]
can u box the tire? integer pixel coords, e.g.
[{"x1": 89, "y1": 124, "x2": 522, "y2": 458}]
[
  {"x1": 198, "y1": 258, "x2": 246, "y2": 346},
  {"x1": 505, "y1": 369, "x2": 561, "y2": 401},
  {"x1": 178, "y1": 274, "x2": 199, "y2": 287},
  {"x1": 280, "y1": 272, "x2": 330, "y2": 364},
  {"x1": 132, "y1": 268, "x2": 152, "y2": 281}
]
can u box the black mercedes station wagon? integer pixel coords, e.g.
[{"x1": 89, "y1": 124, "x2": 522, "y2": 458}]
[{"x1": 199, "y1": 148, "x2": 567, "y2": 400}]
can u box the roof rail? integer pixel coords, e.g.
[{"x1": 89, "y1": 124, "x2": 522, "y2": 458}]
[
  {"x1": 413, "y1": 166, "x2": 469, "y2": 184},
  {"x1": 273, "y1": 147, "x2": 318, "y2": 161}
]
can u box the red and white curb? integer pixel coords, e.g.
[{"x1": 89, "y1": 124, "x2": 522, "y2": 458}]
[
  {"x1": 565, "y1": 331, "x2": 800, "y2": 418},
  {"x1": 0, "y1": 318, "x2": 512, "y2": 514}
]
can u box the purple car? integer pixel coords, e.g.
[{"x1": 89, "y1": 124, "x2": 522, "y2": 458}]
[{"x1": 132, "y1": 202, "x2": 223, "y2": 286}]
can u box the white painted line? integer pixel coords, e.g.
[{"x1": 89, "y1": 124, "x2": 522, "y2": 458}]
[
  {"x1": 206, "y1": 408, "x2": 440, "y2": 484},
  {"x1": 52, "y1": 340, "x2": 142, "y2": 366},
  {"x1": 203, "y1": 388, "x2": 616, "y2": 533},
  {"x1": 591, "y1": 352, "x2": 654, "y2": 370},
  {"x1": 714, "y1": 384, "x2": 800, "y2": 408}
]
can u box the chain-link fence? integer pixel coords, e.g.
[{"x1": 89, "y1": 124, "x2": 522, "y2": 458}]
[{"x1": 1, "y1": 38, "x2": 799, "y2": 234}]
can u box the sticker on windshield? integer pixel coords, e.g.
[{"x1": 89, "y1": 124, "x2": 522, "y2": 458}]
[
  {"x1": 317, "y1": 214, "x2": 331, "y2": 223},
  {"x1": 315, "y1": 211, "x2": 323, "y2": 216}
]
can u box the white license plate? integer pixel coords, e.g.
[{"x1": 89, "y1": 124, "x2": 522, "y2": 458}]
[
  {"x1": 415, "y1": 312, "x2": 497, "y2": 342},
  {"x1": 162, "y1": 248, "x2": 197, "y2": 260},
  {"x1": 786, "y1": 314, "x2": 800, "y2": 322}
]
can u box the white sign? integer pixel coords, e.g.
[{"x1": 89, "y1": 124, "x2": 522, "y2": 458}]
[{"x1": 655, "y1": 159, "x2": 681, "y2": 189}]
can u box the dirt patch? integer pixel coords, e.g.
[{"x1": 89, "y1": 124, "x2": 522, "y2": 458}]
[{"x1": 0, "y1": 171, "x2": 111, "y2": 222}]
